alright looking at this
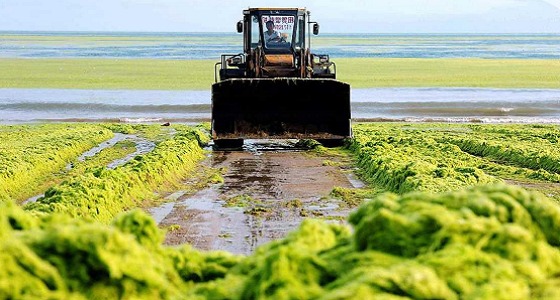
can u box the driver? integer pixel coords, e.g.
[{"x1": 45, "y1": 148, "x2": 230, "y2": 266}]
[{"x1": 264, "y1": 20, "x2": 281, "y2": 43}]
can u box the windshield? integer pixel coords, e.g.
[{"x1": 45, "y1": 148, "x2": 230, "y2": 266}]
[{"x1": 261, "y1": 15, "x2": 296, "y2": 49}]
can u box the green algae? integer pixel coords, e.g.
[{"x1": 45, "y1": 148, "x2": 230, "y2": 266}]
[
  {"x1": 3, "y1": 185, "x2": 560, "y2": 299},
  {"x1": 350, "y1": 124, "x2": 499, "y2": 193},
  {"x1": 223, "y1": 194, "x2": 258, "y2": 208},
  {"x1": 187, "y1": 185, "x2": 560, "y2": 299},
  {"x1": 1, "y1": 57, "x2": 559, "y2": 89},
  {"x1": 232, "y1": 219, "x2": 352, "y2": 300},
  {"x1": 3, "y1": 122, "x2": 560, "y2": 299},
  {"x1": 1, "y1": 200, "x2": 240, "y2": 300},
  {"x1": 24, "y1": 127, "x2": 207, "y2": 224},
  {"x1": 0, "y1": 124, "x2": 114, "y2": 202},
  {"x1": 349, "y1": 123, "x2": 560, "y2": 200},
  {"x1": 295, "y1": 139, "x2": 324, "y2": 150},
  {"x1": 330, "y1": 186, "x2": 377, "y2": 208},
  {"x1": 344, "y1": 184, "x2": 560, "y2": 299},
  {"x1": 440, "y1": 125, "x2": 560, "y2": 175},
  {"x1": 27, "y1": 139, "x2": 138, "y2": 203},
  {"x1": 284, "y1": 199, "x2": 303, "y2": 208}
]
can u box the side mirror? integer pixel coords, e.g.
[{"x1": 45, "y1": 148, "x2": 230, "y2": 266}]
[
  {"x1": 236, "y1": 21, "x2": 243, "y2": 33},
  {"x1": 313, "y1": 23, "x2": 319, "y2": 35}
]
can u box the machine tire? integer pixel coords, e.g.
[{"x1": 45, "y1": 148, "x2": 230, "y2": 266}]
[
  {"x1": 213, "y1": 139, "x2": 244, "y2": 150},
  {"x1": 316, "y1": 138, "x2": 345, "y2": 148}
]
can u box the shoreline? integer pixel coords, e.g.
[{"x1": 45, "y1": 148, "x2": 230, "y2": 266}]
[
  {"x1": 3, "y1": 119, "x2": 560, "y2": 126},
  {"x1": 2, "y1": 87, "x2": 559, "y2": 124}
]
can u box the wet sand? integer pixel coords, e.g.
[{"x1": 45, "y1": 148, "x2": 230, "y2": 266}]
[{"x1": 150, "y1": 141, "x2": 364, "y2": 255}]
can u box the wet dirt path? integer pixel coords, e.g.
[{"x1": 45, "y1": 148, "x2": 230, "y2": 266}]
[{"x1": 151, "y1": 141, "x2": 365, "y2": 255}]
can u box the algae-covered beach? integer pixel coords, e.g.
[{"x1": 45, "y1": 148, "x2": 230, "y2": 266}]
[
  {"x1": 0, "y1": 57, "x2": 558, "y2": 89},
  {"x1": 2, "y1": 122, "x2": 560, "y2": 299},
  {"x1": 1, "y1": 27, "x2": 560, "y2": 300}
]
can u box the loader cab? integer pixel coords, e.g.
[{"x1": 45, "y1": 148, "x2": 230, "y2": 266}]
[{"x1": 245, "y1": 9, "x2": 307, "y2": 55}]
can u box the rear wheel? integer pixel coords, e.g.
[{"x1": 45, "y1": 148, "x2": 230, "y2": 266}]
[
  {"x1": 213, "y1": 139, "x2": 244, "y2": 150},
  {"x1": 316, "y1": 138, "x2": 346, "y2": 148}
]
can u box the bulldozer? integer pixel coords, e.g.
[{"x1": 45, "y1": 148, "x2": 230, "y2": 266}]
[{"x1": 212, "y1": 8, "x2": 351, "y2": 148}]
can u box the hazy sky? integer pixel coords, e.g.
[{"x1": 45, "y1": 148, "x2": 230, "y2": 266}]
[{"x1": 0, "y1": 0, "x2": 559, "y2": 33}]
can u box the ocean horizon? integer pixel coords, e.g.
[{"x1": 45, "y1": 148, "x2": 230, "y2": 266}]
[{"x1": 1, "y1": 31, "x2": 559, "y2": 60}]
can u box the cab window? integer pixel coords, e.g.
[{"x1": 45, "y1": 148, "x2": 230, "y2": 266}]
[{"x1": 261, "y1": 15, "x2": 295, "y2": 48}]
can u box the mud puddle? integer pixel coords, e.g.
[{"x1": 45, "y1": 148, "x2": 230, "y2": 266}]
[
  {"x1": 505, "y1": 179, "x2": 560, "y2": 201},
  {"x1": 151, "y1": 140, "x2": 365, "y2": 255}
]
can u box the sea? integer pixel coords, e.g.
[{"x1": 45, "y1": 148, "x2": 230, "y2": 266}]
[{"x1": 1, "y1": 31, "x2": 559, "y2": 124}]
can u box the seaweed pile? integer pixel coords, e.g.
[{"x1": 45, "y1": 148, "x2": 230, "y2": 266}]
[
  {"x1": 0, "y1": 124, "x2": 113, "y2": 201},
  {"x1": 350, "y1": 123, "x2": 560, "y2": 196},
  {"x1": 0, "y1": 201, "x2": 240, "y2": 299},
  {"x1": 3, "y1": 184, "x2": 560, "y2": 299},
  {"x1": 2, "y1": 122, "x2": 560, "y2": 299},
  {"x1": 349, "y1": 124, "x2": 498, "y2": 193},
  {"x1": 25, "y1": 127, "x2": 208, "y2": 223}
]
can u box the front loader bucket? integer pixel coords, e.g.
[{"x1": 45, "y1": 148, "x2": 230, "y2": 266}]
[{"x1": 211, "y1": 78, "x2": 351, "y2": 141}]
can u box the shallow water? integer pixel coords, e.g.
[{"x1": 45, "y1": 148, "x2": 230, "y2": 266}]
[
  {"x1": 0, "y1": 88, "x2": 209, "y2": 123},
  {"x1": 351, "y1": 88, "x2": 560, "y2": 123},
  {"x1": 1, "y1": 32, "x2": 559, "y2": 59},
  {"x1": 1, "y1": 87, "x2": 559, "y2": 124}
]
